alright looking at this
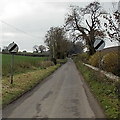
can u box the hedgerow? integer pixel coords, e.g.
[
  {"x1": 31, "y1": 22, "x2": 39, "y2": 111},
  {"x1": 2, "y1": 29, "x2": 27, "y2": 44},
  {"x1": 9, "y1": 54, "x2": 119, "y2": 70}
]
[{"x1": 89, "y1": 51, "x2": 120, "y2": 76}]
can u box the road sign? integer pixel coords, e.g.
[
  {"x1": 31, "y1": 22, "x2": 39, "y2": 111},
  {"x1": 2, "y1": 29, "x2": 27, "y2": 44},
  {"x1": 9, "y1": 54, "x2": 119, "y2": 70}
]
[
  {"x1": 8, "y1": 42, "x2": 19, "y2": 84},
  {"x1": 8, "y1": 42, "x2": 19, "y2": 53},
  {"x1": 94, "y1": 39, "x2": 105, "y2": 51}
]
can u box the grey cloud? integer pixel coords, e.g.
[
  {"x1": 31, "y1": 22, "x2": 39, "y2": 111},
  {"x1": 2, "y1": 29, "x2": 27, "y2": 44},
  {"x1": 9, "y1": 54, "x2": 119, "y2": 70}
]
[{"x1": 0, "y1": 1, "x2": 118, "y2": 52}]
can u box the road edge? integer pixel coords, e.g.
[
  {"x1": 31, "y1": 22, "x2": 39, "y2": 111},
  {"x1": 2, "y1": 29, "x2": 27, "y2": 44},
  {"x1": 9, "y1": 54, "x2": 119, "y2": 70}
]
[
  {"x1": 2, "y1": 63, "x2": 66, "y2": 110},
  {"x1": 74, "y1": 61, "x2": 106, "y2": 118}
]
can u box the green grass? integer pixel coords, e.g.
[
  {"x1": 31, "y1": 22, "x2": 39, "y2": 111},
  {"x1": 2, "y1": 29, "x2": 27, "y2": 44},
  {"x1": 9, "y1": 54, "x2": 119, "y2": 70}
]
[
  {"x1": 74, "y1": 58, "x2": 120, "y2": 118},
  {"x1": 2, "y1": 54, "x2": 47, "y2": 64},
  {"x1": 2, "y1": 53, "x2": 66, "y2": 107},
  {"x1": 57, "y1": 59, "x2": 67, "y2": 64},
  {"x1": 2, "y1": 54, "x2": 50, "y2": 76},
  {"x1": 2, "y1": 64, "x2": 60, "y2": 107}
]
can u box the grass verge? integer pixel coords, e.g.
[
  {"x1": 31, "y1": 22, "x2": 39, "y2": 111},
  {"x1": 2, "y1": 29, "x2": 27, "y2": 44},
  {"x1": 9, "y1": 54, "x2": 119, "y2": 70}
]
[
  {"x1": 74, "y1": 58, "x2": 120, "y2": 118},
  {"x1": 2, "y1": 64, "x2": 60, "y2": 108}
]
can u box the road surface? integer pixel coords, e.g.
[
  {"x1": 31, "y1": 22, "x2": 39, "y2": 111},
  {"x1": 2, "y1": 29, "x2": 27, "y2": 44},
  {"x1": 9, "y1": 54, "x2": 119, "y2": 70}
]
[{"x1": 3, "y1": 59, "x2": 105, "y2": 118}]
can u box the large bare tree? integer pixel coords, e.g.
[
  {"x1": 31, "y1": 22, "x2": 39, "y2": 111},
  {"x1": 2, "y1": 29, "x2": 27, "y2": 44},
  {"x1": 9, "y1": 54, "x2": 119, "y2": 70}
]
[{"x1": 65, "y1": 1, "x2": 106, "y2": 55}]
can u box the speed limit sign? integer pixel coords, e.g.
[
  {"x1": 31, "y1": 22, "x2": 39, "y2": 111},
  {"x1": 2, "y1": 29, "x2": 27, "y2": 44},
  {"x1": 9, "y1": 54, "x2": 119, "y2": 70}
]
[{"x1": 8, "y1": 42, "x2": 19, "y2": 84}]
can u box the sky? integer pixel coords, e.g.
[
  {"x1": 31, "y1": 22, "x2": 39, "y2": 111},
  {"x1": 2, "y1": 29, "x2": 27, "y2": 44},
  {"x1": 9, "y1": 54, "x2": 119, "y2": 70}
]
[{"x1": 0, "y1": 0, "x2": 119, "y2": 52}]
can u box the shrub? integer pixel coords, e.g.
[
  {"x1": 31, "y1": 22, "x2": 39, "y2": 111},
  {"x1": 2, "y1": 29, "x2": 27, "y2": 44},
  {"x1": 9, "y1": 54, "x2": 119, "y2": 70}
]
[
  {"x1": 89, "y1": 51, "x2": 120, "y2": 76},
  {"x1": 39, "y1": 61, "x2": 54, "y2": 69},
  {"x1": 77, "y1": 53, "x2": 89, "y2": 63},
  {"x1": 51, "y1": 58, "x2": 57, "y2": 65},
  {"x1": 88, "y1": 52, "x2": 103, "y2": 67},
  {"x1": 102, "y1": 51, "x2": 120, "y2": 76}
]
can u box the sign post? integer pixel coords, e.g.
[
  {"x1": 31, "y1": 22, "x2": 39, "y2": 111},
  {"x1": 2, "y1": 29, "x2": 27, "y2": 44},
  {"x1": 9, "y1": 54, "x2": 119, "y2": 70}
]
[
  {"x1": 8, "y1": 42, "x2": 19, "y2": 84},
  {"x1": 118, "y1": 1, "x2": 120, "y2": 37},
  {"x1": 11, "y1": 54, "x2": 14, "y2": 84},
  {"x1": 94, "y1": 39, "x2": 105, "y2": 69}
]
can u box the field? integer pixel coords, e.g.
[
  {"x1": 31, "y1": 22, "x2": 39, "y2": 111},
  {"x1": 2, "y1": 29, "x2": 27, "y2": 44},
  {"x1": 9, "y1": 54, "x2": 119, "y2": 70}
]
[
  {"x1": 2, "y1": 54, "x2": 53, "y2": 76},
  {"x1": 2, "y1": 54, "x2": 61, "y2": 107}
]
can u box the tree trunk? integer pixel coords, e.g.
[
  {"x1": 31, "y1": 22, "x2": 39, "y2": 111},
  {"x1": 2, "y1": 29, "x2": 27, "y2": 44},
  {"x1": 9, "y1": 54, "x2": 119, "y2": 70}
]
[
  {"x1": 88, "y1": 45, "x2": 96, "y2": 55},
  {"x1": 88, "y1": 30, "x2": 96, "y2": 55}
]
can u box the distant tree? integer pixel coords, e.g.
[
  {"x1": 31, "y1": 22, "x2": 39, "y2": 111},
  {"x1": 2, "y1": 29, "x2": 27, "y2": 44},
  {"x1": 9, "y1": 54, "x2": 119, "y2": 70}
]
[
  {"x1": 2, "y1": 46, "x2": 8, "y2": 53},
  {"x1": 68, "y1": 41, "x2": 83, "y2": 55},
  {"x1": 23, "y1": 50, "x2": 27, "y2": 53},
  {"x1": 75, "y1": 41, "x2": 84, "y2": 53},
  {"x1": 65, "y1": 1, "x2": 106, "y2": 55},
  {"x1": 45, "y1": 27, "x2": 69, "y2": 59},
  {"x1": 33, "y1": 45, "x2": 39, "y2": 53},
  {"x1": 38, "y1": 45, "x2": 46, "y2": 53}
]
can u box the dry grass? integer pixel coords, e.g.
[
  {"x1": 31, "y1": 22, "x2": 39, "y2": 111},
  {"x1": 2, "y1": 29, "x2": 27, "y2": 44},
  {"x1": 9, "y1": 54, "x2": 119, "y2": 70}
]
[{"x1": 2, "y1": 64, "x2": 60, "y2": 107}]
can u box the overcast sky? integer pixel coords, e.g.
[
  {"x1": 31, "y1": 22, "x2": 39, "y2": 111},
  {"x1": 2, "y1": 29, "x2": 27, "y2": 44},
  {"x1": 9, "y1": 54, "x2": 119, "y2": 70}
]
[{"x1": 0, "y1": 0, "x2": 119, "y2": 52}]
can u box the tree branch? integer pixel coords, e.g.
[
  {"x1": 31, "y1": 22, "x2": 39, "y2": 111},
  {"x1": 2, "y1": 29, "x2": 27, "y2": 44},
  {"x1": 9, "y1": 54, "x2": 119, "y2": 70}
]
[{"x1": 86, "y1": 20, "x2": 91, "y2": 29}]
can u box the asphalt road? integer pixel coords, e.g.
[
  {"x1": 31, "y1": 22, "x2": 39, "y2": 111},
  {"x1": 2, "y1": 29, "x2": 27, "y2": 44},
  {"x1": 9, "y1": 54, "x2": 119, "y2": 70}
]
[{"x1": 3, "y1": 59, "x2": 105, "y2": 118}]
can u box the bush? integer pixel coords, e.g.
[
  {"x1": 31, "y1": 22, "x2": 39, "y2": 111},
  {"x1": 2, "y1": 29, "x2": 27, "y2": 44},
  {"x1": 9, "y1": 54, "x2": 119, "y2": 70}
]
[
  {"x1": 102, "y1": 51, "x2": 120, "y2": 76},
  {"x1": 51, "y1": 58, "x2": 57, "y2": 65},
  {"x1": 39, "y1": 61, "x2": 54, "y2": 69},
  {"x1": 88, "y1": 52, "x2": 103, "y2": 67},
  {"x1": 77, "y1": 53, "x2": 89, "y2": 63},
  {"x1": 89, "y1": 51, "x2": 120, "y2": 76}
]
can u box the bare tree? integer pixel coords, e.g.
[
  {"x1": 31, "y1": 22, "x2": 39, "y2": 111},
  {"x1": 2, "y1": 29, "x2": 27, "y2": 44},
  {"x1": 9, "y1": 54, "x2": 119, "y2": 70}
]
[
  {"x1": 38, "y1": 45, "x2": 46, "y2": 53},
  {"x1": 33, "y1": 45, "x2": 39, "y2": 53},
  {"x1": 2, "y1": 46, "x2": 8, "y2": 53},
  {"x1": 103, "y1": 2, "x2": 120, "y2": 42},
  {"x1": 65, "y1": 1, "x2": 106, "y2": 55}
]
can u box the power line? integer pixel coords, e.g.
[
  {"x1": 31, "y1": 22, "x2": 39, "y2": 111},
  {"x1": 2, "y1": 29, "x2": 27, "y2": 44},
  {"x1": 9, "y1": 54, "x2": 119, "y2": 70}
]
[{"x1": 0, "y1": 20, "x2": 40, "y2": 39}]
